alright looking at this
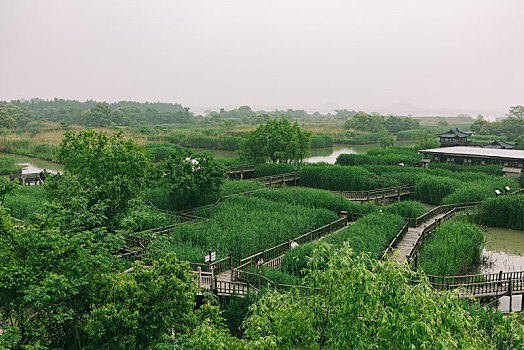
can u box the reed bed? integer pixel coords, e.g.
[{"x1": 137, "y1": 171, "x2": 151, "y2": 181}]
[
  {"x1": 0, "y1": 155, "x2": 21, "y2": 174},
  {"x1": 280, "y1": 213, "x2": 405, "y2": 277},
  {"x1": 478, "y1": 195, "x2": 524, "y2": 230},
  {"x1": 150, "y1": 196, "x2": 338, "y2": 262},
  {"x1": 299, "y1": 164, "x2": 398, "y2": 191},
  {"x1": 418, "y1": 219, "x2": 484, "y2": 276},
  {"x1": 252, "y1": 187, "x2": 378, "y2": 215},
  {"x1": 219, "y1": 180, "x2": 265, "y2": 197}
]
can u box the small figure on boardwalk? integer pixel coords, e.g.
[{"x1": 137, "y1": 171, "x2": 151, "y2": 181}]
[
  {"x1": 290, "y1": 240, "x2": 299, "y2": 249},
  {"x1": 256, "y1": 257, "x2": 264, "y2": 267}
]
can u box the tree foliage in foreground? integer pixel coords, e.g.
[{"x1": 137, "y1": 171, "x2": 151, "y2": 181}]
[
  {"x1": 46, "y1": 129, "x2": 148, "y2": 230},
  {"x1": 176, "y1": 245, "x2": 524, "y2": 349},
  {"x1": 240, "y1": 117, "x2": 311, "y2": 163}
]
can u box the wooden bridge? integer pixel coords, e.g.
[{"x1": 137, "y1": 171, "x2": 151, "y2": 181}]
[
  {"x1": 386, "y1": 201, "x2": 482, "y2": 263},
  {"x1": 226, "y1": 164, "x2": 256, "y2": 179},
  {"x1": 188, "y1": 216, "x2": 349, "y2": 297},
  {"x1": 9, "y1": 172, "x2": 46, "y2": 186},
  {"x1": 331, "y1": 184, "x2": 415, "y2": 202},
  {"x1": 248, "y1": 172, "x2": 301, "y2": 187}
]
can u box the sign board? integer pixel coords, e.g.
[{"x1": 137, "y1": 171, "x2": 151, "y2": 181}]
[{"x1": 204, "y1": 251, "x2": 217, "y2": 262}]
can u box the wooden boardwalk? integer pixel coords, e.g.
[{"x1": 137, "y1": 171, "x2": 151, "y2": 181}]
[
  {"x1": 226, "y1": 164, "x2": 256, "y2": 179},
  {"x1": 331, "y1": 185, "x2": 414, "y2": 202},
  {"x1": 394, "y1": 213, "x2": 447, "y2": 262},
  {"x1": 248, "y1": 172, "x2": 300, "y2": 187}
]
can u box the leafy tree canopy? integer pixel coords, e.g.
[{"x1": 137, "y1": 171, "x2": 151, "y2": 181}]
[
  {"x1": 240, "y1": 117, "x2": 311, "y2": 163},
  {"x1": 159, "y1": 148, "x2": 226, "y2": 211},
  {"x1": 47, "y1": 129, "x2": 148, "y2": 230}
]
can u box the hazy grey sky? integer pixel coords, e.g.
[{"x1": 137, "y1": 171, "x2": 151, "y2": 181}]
[{"x1": 1, "y1": 0, "x2": 523, "y2": 115}]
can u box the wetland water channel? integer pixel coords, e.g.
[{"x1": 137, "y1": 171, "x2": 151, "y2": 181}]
[
  {"x1": 0, "y1": 153, "x2": 62, "y2": 174},
  {"x1": 478, "y1": 227, "x2": 524, "y2": 312}
]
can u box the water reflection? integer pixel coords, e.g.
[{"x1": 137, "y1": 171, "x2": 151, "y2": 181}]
[{"x1": 480, "y1": 227, "x2": 524, "y2": 312}]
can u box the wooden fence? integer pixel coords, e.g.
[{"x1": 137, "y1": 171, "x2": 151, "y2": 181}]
[
  {"x1": 331, "y1": 184, "x2": 414, "y2": 202},
  {"x1": 381, "y1": 222, "x2": 409, "y2": 260},
  {"x1": 406, "y1": 201, "x2": 482, "y2": 228},
  {"x1": 248, "y1": 172, "x2": 301, "y2": 187},
  {"x1": 413, "y1": 271, "x2": 524, "y2": 303},
  {"x1": 232, "y1": 217, "x2": 348, "y2": 276}
]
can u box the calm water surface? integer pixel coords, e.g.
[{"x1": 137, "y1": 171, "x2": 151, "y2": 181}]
[
  {"x1": 0, "y1": 153, "x2": 62, "y2": 174},
  {"x1": 479, "y1": 227, "x2": 524, "y2": 312}
]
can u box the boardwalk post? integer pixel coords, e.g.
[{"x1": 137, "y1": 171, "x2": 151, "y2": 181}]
[
  {"x1": 197, "y1": 267, "x2": 202, "y2": 291},
  {"x1": 498, "y1": 270, "x2": 503, "y2": 287},
  {"x1": 258, "y1": 272, "x2": 262, "y2": 288},
  {"x1": 509, "y1": 277, "x2": 513, "y2": 312}
]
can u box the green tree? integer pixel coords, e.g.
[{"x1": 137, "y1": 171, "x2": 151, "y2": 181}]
[
  {"x1": 240, "y1": 117, "x2": 311, "y2": 163},
  {"x1": 344, "y1": 113, "x2": 385, "y2": 133},
  {"x1": 508, "y1": 105, "x2": 524, "y2": 120},
  {"x1": 0, "y1": 203, "x2": 121, "y2": 349},
  {"x1": 0, "y1": 177, "x2": 18, "y2": 205},
  {"x1": 84, "y1": 254, "x2": 199, "y2": 349},
  {"x1": 47, "y1": 129, "x2": 148, "y2": 230},
  {"x1": 470, "y1": 118, "x2": 491, "y2": 134},
  {"x1": 414, "y1": 130, "x2": 439, "y2": 150},
  {"x1": 159, "y1": 148, "x2": 226, "y2": 211},
  {"x1": 80, "y1": 102, "x2": 127, "y2": 127},
  {"x1": 0, "y1": 102, "x2": 33, "y2": 127},
  {"x1": 0, "y1": 110, "x2": 15, "y2": 129},
  {"x1": 515, "y1": 135, "x2": 524, "y2": 150},
  {"x1": 378, "y1": 131, "x2": 394, "y2": 148}
]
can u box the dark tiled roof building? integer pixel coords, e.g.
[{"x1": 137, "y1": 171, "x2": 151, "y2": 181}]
[
  {"x1": 481, "y1": 140, "x2": 516, "y2": 149},
  {"x1": 438, "y1": 128, "x2": 473, "y2": 147}
]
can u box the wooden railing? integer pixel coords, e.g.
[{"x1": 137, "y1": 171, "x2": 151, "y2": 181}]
[
  {"x1": 248, "y1": 172, "x2": 301, "y2": 187},
  {"x1": 9, "y1": 172, "x2": 44, "y2": 186},
  {"x1": 232, "y1": 269, "x2": 324, "y2": 297},
  {"x1": 331, "y1": 185, "x2": 414, "y2": 202},
  {"x1": 381, "y1": 222, "x2": 409, "y2": 260},
  {"x1": 226, "y1": 164, "x2": 257, "y2": 174},
  {"x1": 407, "y1": 201, "x2": 482, "y2": 228},
  {"x1": 408, "y1": 208, "x2": 456, "y2": 261},
  {"x1": 234, "y1": 217, "x2": 348, "y2": 274},
  {"x1": 416, "y1": 271, "x2": 524, "y2": 300}
]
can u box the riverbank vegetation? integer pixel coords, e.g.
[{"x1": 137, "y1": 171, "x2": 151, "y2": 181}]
[{"x1": 0, "y1": 155, "x2": 21, "y2": 174}]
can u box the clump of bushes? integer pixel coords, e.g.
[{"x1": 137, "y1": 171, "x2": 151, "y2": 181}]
[
  {"x1": 336, "y1": 147, "x2": 421, "y2": 166},
  {"x1": 253, "y1": 187, "x2": 378, "y2": 215}
]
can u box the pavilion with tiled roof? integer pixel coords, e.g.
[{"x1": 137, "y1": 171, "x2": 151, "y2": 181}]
[
  {"x1": 481, "y1": 140, "x2": 516, "y2": 149},
  {"x1": 438, "y1": 128, "x2": 473, "y2": 147}
]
